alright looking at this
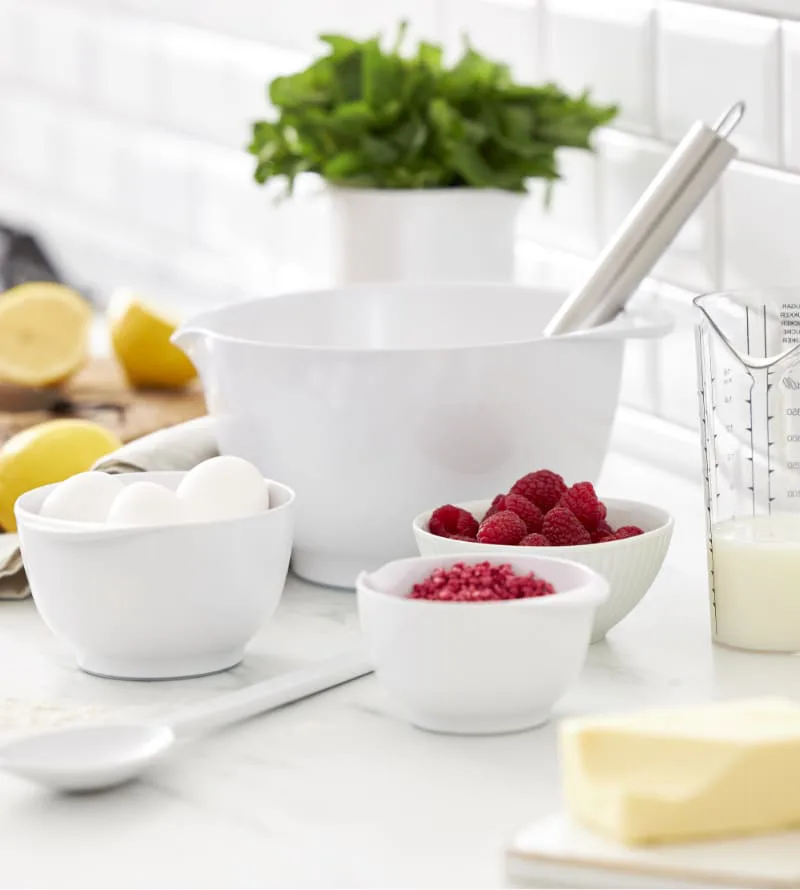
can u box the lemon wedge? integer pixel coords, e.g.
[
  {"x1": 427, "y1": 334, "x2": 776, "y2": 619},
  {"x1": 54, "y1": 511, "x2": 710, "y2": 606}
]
[
  {"x1": 0, "y1": 282, "x2": 92, "y2": 387},
  {"x1": 0, "y1": 419, "x2": 122, "y2": 531},
  {"x1": 109, "y1": 289, "x2": 197, "y2": 390}
]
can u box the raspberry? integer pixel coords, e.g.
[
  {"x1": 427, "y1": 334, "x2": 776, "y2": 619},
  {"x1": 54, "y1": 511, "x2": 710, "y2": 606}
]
[
  {"x1": 542, "y1": 507, "x2": 591, "y2": 546},
  {"x1": 594, "y1": 534, "x2": 616, "y2": 544},
  {"x1": 510, "y1": 470, "x2": 567, "y2": 512},
  {"x1": 429, "y1": 504, "x2": 479, "y2": 539},
  {"x1": 559, "y1": 482, "x2": 607, "y2": 531},
  {"x1": 488, "y1": 493, "x2": 542, "y2": 533},
  {"x1": 483, "y1": 493, "x2": 506, "y2": 520},
  {"x1": 519, "y1": 533, "x2": 551, "y2": 547},
  {"x1": 477, "y1": 510, "x2": 527, "y2": 545},
  {"x1": 409, "y1": 561, "x2": 556, "y2": 601},
  {"x1": 615, "y1": 525, "x2": 644, "y2": 540},
  {"x1": 591, "y1": 519, "x2": 614, "y2": 543},
  {"x1": 448, "y1": 534, "x2": 478, "y2": 542}
]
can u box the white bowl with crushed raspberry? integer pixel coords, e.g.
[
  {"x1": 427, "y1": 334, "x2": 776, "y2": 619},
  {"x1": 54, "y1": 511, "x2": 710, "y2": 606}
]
[
  {"x1": 356, "y1": 554, "x2": 608, "y2": 735},
  {"x1": 413, "y1": 496, "x2": 673, "y2": 643}
]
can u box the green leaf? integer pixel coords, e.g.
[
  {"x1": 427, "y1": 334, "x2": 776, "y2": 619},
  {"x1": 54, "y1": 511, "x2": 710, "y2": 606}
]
[{"x1": 247, "y1": 21, "x2": 619, "y2": 197}]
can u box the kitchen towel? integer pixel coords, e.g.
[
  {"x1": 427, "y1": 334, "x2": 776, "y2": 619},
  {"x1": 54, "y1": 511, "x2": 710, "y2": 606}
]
[{"x1": 0, "y1": 416, "x2": 219, "y2": 600}]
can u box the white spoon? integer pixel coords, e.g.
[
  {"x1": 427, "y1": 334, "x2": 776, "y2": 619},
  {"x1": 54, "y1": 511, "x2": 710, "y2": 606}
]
[{"x1": 0, "y1": 650, "x2": 371, "y2": 793}]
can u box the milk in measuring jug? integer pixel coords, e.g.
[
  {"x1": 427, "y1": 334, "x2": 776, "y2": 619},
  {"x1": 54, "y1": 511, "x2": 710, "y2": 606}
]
[{"x1": 712, "y1": 514, "x2": 800, "y2": 651}]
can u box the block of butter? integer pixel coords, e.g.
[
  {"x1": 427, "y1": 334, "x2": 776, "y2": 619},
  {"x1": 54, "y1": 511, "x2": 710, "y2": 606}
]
[{"x1": 560, "y1": 697, "x2": 800, "y2": 846}]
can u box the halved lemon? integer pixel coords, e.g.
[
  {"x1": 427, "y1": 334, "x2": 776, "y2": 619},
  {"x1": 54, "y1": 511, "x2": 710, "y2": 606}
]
[
  {"x1": 108, "y1": 289, "x2": 197, "y2": 390},
  {"x1": 0, "y1": 282, "x2": 92, "y2": 387}
]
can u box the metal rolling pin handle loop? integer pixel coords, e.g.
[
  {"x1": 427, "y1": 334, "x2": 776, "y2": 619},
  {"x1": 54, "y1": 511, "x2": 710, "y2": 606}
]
[{"x1": 714, "y1": 101, "x2": 746, "y2": 139}]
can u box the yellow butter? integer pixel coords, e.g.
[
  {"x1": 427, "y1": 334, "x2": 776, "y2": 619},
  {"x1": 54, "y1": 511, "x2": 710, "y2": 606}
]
[{"x1": 560, "y1": 698, "x2": 800, "y2": 846}]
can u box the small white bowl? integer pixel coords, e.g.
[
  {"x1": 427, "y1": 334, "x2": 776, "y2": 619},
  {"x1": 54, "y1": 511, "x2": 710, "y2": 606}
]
[
  {"x1": 413, "y1": 497, "x2": 673, "y2": 643},
  {"x1": 356, "y1": 553, "x2": 608, "y2": 735},
  {"x1": 15, "y1": 471, "x2": 295, "y2": 680}
]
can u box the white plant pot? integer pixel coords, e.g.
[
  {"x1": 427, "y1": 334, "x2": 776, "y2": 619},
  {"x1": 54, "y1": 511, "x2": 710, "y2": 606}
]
[{"x1": 328, "y1": 187, "x2": 523, "y2": 283}]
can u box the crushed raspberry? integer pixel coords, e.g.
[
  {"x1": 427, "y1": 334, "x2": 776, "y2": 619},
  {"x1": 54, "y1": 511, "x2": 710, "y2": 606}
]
[
  {"x1": 484, "y1": 494, "x2": 506, "y2": 519},
  {"x1": 477, "y1": 510, "x2": 527, "y2": 545},
  {"x1": 519, "y1": 533, "x2": 551, "y2": 547},
  {"x1": 591, "y1": 519, "x2": 614, "y2": 542},
  {"x1": 510, "y1": 470, "x2": 567, "y2": 512},
  {"x1": 615, "y1": 525, "x2": 645, "y2": 540},
  {"x1": 559, "y1": 482, "x2": 607, "y2": 531},
  {"x1": 542, "y1": 507, "x2": 592, "y2": 546},
  {"x1": 428, "y1": 504, "x2": 479, "y2": 539},
  {"x1": 488, "y1": 493, "x2": 542, "y2": 533},
  {"x1": 409, "y1": 561, "x2": 556, "y2": 602}
]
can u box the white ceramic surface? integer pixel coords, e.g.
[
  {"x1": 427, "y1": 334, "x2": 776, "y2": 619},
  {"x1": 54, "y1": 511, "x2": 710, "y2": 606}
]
[
  {"x1": 14, "y1": 471, "x2": 295, "y2": 680},
  {"x1": 328, "y1": 187, "x2": 523, "y2": 283},
  {"x1": 412, "y1": 497, "x2": 673, "y2": 642},
  {"x1": 173, "y1": 283, "x2": 670, "y2": 589},
  {"x1": 356, "y1": 553, "x2": 608, "y2": 735},
  {"x1": 0, "y1": 651, "x2": 370, "y2": 792}
]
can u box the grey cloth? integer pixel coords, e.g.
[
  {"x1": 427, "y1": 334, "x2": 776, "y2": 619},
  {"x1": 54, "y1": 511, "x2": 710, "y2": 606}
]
[{"x1": 0, "y1": 417, "x2": 219, "y2": 600}]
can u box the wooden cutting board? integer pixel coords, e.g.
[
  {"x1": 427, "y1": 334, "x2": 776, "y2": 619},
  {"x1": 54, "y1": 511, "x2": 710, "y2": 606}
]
[{"x1": 0, "y1": 358, "x2": 206, "y2": 445}]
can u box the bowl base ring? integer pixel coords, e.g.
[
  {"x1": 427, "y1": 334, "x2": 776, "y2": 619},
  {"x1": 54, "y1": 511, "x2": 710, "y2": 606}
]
[
  {"x1": 404, "y1": 707, "x2": 552, "y2": 736},
  {"x1": 76, "y1": 648, "x2": 245, "y2": 681}
]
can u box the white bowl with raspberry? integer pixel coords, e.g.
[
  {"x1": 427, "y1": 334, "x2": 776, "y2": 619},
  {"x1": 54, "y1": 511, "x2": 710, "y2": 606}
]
[
  {"x1": 412, "y1": 472, "x2": 673, "y2": 642},
  {"x1": 356, "y1": 553, "x2": 608, "y2": 735}
]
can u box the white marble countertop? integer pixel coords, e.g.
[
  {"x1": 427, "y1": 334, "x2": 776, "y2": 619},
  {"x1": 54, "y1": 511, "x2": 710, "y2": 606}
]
[{"x1": 0, "y1": 446, "x2": 797, "y2": 889}]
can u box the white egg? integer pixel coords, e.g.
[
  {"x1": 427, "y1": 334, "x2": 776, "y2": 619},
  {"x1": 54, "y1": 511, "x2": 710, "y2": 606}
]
[
  {"x1": 177, "y1": 456, "x2": 269, "y2": 522},
  {"x1": 107, "y1": 481, "x2": 187, "y2": 528},
  {"x1": 40, "y1": 472, "x2": 124, "y2": 524}
]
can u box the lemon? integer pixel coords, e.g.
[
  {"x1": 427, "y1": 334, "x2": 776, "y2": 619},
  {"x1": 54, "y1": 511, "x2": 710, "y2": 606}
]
[
  {"x1": 109, "y1": 289, "x2": 197, "y2": 390},
  {"x1": 0, "y1": 282, "x2": 92, "y2": 387},
  {"x1": 0, "y1": 419, "x2": 121, "y2": 531}
]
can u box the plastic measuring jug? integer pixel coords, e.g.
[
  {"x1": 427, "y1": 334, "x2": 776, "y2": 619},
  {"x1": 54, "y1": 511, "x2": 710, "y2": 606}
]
[{"x1": 695, "y1": 288, "x2": 800, "y2": 652}]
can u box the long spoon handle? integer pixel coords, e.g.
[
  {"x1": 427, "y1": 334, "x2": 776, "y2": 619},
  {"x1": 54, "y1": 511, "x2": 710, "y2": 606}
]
[{"x1": 166, "y1": 650, "x2": 372, "y2": 738}]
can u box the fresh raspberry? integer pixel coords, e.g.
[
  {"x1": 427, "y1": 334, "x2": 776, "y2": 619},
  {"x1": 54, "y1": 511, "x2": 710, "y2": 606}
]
[
  {"x1": 428, "y1": 504, "x2": 479, "y2": 539},
  {"x1": 615, "y1": 525, "x2": 644, "y2": 540},
  {"x1": 510, "y1": 470, "x2": 567, "y2": 512},
  {"x1": 594, "y1": 534, "x2": 616, "y2": 544},
  {"x1": 591, "y1": 519, "x2": 614, "y2": 542},
  {"x1": 519, "y1": 533, "x2": 551, "y2": 547},
  {"x1": 448, "y1": 534, "x2": 478, "y2": 542},
  {"x1": 559, "y1": 482, "x2": 607, "y2": 531},
  {"x1": 488, "y1": 493, "x2": 543, "y2": 533},
  {"x1": 542, "y1": 507, "x2": 591, "y2": 546},
  {"x1": 477, "y1": 510, "x2": 527, "y2": 545},
  {"x1": 483, "y1": 494, "x2": 506, "y2": 520}
]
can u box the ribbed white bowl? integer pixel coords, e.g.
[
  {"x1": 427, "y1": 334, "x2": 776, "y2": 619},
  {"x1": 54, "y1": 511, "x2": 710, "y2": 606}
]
[{"x1": 412, "y1": 497, "x2": 673, "y2": 642}]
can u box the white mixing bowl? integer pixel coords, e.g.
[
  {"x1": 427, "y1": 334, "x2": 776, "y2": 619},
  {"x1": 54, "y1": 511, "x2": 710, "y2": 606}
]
[
  {"x1": 173, "y1": 283, "x2": 670, "y2": 588},
  {"x1": 15, "y1": 472, "x2": 295, "y2": 680}
]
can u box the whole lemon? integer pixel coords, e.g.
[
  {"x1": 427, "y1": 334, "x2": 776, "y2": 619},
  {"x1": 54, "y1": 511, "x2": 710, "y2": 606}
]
[{"x1": 0, "y1": 419, "x2": 122, "y2": 531}]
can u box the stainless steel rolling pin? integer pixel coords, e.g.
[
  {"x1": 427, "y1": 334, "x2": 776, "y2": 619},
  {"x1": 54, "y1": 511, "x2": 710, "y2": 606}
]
[{"x1": 544, "y1": 102, "x2": 745, "y2": 337}]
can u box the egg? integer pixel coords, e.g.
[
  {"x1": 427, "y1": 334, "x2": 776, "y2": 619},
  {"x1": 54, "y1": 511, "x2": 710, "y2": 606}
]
[
  {"x1": 40, "y1": 472, "x2": 124, "y2": 524},
  {"x1": 176, "y1": 456, "x2": 269, "y2": 522},
  {"x1": 107, "y1": 481, "x2": 186, "y2": 528}
]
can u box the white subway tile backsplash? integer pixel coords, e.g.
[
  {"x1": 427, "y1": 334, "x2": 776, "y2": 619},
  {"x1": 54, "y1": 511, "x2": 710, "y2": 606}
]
[
  {"x1": 86, "y1": 14, "x2": 159, "y2": 122},
  {"x1": 781, "y1": 23, "x2": 800, "y2": 171},
  {"x1": 123, "y1": 132, "x2": 197, "y2": 240},
  {"x1": 722, "y1": 162, "x2": 800, "y2": 289},
  {"x1": 517, "y1": 148, "x2": 599, "y2": 256},
  {"x1": 678, "y1": 0, "x2": 800, "y2": 19},
  {"x1": 441, "y1": 0, "x2": 539, "y2": 82},
  {"x1": 0, "y1": 0, "x2": 32, "y2": 80},
  {"x1": 64, "y1": 114, "x2": 127, "y2": 209},
  {"x1": 0, "y1": 91, "x2": 63, "y2": 189},
  {"x1": 659, "y1": 2, "x2": 780, "y2": 165},
  {"x1": 598, "y1": 130, "x2": 719, "y2": 293},
  {"x1": 27, "y1": 3, "x2": 93, "y2": 99},
  {"x1": 543, "y1": 0, "x2": 656, "y2": 135}
]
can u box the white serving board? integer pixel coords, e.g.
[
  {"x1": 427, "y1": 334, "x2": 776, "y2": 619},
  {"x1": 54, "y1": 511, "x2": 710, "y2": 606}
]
[{"x1": 506, "y1": 814, "x2": 800, "y2": 889}]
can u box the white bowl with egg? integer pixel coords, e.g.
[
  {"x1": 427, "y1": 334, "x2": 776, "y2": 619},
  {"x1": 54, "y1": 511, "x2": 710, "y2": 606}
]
[
  {"x1": 357, "y1": 553, "x2": 608, "y2": 735},
  {"x1": 15, "y1": 470, "x2": 295, "y2": 680}
]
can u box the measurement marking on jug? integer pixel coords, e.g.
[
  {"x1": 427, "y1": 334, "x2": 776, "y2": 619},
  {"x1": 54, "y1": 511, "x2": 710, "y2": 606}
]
[
  {"x1": 747, "y1": 308, "x2": 756, "y2": 514},
  {"x1": 765, "y1": 307, "x2": 774, "y2": 511}
]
